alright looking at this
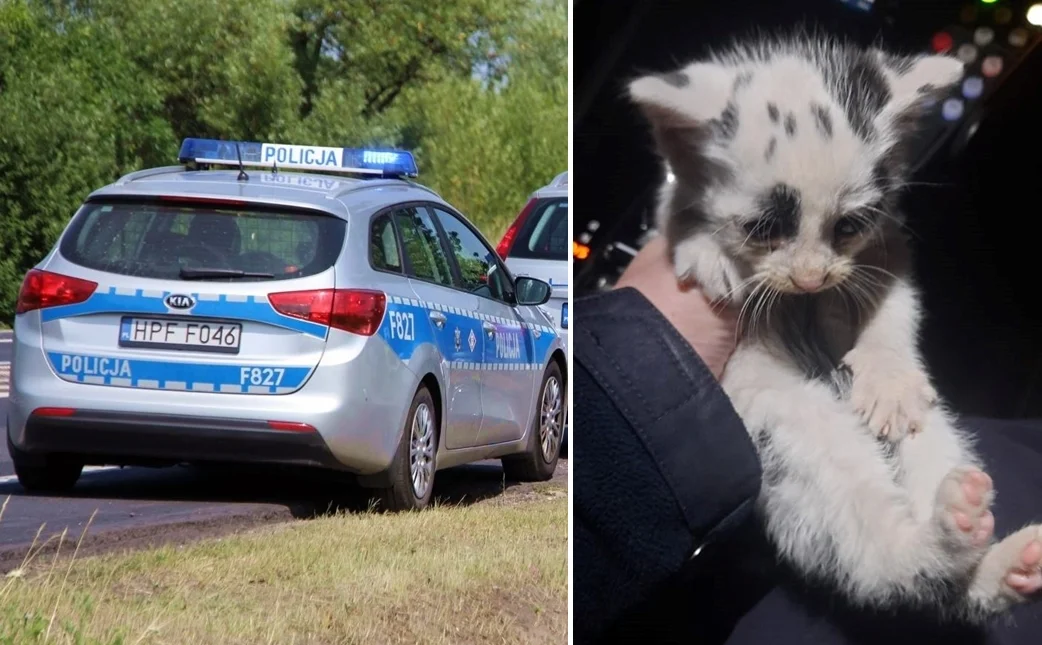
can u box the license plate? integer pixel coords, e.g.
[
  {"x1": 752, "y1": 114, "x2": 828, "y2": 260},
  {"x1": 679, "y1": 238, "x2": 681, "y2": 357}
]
[
  {"x1": 119, "y1": 317, "x2": 242, "y2": 354},
  {"x1": 561, "y1": 303, "x2": 568, "y2": 329}
]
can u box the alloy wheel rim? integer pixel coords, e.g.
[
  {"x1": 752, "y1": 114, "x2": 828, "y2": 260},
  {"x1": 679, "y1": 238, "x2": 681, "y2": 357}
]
[
  {"x1": 409, "y1": 402, "x2": 435, "y2": 499},
  {"x1": 539, "y1": 376, "x2": 563, "y2": 462}
]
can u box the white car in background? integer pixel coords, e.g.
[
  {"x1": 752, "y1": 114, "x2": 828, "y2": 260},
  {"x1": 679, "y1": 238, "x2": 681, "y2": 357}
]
[
  {"x1": 497, "y1": 172, "x2": 569, "y2": 348},
  {"x1": 498, "y1": 172, "x2": 569, "y2": 452}
]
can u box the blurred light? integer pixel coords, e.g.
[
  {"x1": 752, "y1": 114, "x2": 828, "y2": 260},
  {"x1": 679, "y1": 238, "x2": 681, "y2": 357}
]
[
  {"x1": 962, "y1": 76, "x2": 984, "y2": 99},
  {"x1": 981, "y1": 0, "x2": 998, "y2": 5},
  {"x1": 1010, "y1": 27, "x2": 1029, "y2": 47},
  {"x1": 974, "y1": 27, "x2": 994, "y2": 46},
  {"x1": 942, "y1": 98, "x2": 965, "y2": 122},
  {"x1": 957, "y1": 43, "x2": 978, "y2": 64},
  {"x1": 932, "y1": 31, "x2": 953, "y2": 53},
  {"x1": 1028, "y1": 4, "x2": 1042, "y2": 25},
  {"x1": 982, "y1": 55, "x2": 1003, "y2": 78},
  {"x1": 666, "y1": 172, "x2": 676, "y2": 184},
  {"x1": 573, "y1": 241, "x2": 591, "y2": 261}
]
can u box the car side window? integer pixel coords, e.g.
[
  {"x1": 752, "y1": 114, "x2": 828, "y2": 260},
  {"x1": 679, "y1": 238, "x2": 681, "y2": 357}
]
[
  {"x1": 369, "y1": 214, "x2": 402, "y2": 273},
  {"x1": 393, "y1": 207, "x2": 453, "y2": 287},
  {"x1": 430, "y1": 206, "x2": 512, "y2": 303}
]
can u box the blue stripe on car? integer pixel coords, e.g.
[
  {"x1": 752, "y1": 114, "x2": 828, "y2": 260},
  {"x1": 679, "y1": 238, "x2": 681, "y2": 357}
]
[
  {"x1": 46, "y1": 352, "x2": 311, "y2": 393},
  {"x1": 377, "y1": 297, "x2": 558, "y2": 371},
  {"x1": 40, "y1": 287, "x2": 328, "y2": 339}
]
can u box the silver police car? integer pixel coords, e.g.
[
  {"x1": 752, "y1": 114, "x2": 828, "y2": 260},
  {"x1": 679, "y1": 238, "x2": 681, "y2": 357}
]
[{"x1": 7, "y1": 138, "x2": 567, "y2": 511}]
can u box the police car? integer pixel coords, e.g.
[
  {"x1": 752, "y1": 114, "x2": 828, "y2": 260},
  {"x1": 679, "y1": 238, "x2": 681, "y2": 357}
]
[
  {"x1": 497, "y1": 171, "x2": 568, "y2": 348},
  {"x1": 7, "y1": 139, "x2": 567, "y2": 511}
]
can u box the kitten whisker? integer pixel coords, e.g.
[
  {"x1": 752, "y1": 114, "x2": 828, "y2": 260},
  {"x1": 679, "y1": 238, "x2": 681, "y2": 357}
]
[{"x1": 854, "y1": 264, "x2": 901, "y2": 284}]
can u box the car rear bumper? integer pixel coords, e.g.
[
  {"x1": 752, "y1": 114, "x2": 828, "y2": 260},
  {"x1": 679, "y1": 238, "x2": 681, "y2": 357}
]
[
  {"x1": 13, "y1": 409, "x2": 346, "y2": 471},
  {"x1": 8, "y1": 319, "x2": 428, "y2": 475}
]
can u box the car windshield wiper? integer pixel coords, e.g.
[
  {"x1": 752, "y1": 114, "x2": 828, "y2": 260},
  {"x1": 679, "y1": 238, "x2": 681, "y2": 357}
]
[{"x1": 179, "y1": 267, "x2": 274, "y2": 280}]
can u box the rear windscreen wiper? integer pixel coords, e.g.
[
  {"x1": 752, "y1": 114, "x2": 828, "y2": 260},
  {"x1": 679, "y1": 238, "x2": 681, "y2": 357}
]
[{"x1": 179, "y1": 267, "x2": 274, "y2": 280}]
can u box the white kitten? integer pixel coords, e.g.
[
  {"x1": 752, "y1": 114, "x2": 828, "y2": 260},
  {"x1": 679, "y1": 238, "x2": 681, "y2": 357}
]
[{"x1": 629, "y1": 32, "x2": 1042, "y2": 622}]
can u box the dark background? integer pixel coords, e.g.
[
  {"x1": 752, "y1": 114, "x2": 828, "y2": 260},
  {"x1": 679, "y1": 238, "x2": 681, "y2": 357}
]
[{"x1": 573, "y1": 0, "x2": 1042, "y2": 420}]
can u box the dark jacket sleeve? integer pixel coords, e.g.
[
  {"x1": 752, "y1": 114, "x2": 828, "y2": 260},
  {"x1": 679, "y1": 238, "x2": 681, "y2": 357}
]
[{"x1": 573, "y1": 287, "x2": 763, "y2": 644}]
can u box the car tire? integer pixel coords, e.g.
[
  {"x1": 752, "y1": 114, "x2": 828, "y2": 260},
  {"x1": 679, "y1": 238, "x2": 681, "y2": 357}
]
[
  {"x1": 376, "y1": 385, "x2": 438, "y2": 512},
  {"x1": 7, "y1": 434, "x2": 83, "y2": 493},
  {"x1": 502, "y1": 361, "x2": 564, "y2": 482}
]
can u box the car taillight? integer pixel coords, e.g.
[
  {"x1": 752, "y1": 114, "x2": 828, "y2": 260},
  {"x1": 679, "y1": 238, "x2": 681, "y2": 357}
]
[
  {"x1": 15, "y1": 269, "x2": 98, "y2": 315},
  {"x1": 32, "y1": 407, "x2": 77, "y2": 417},
  {"x1": 268, "y1": 289, "x2": 386, "y2": 336},
  {"x1": 267, "y1": 420, "x2": 316, "y2": 433},
  {"x1": 496, "y1": 197, "x2": 538, "y2": 259}
]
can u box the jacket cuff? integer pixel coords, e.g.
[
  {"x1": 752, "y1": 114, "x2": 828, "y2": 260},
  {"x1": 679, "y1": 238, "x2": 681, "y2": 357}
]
[{"x1": 574, "y1": 287, "x2": 761, "y2": 542}]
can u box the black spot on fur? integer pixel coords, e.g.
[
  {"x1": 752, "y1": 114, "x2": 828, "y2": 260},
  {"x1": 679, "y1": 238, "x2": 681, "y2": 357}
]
[
  {"x1": 820, "y1": 49, "x2": 891, "y2": 140},
  {"x1": 811, "y1": 103, "x2": 833, "y2": 138},
  {"x1": 765, "y1": 136, "x2": 777, "y2": 162},
  {"x1": 659, "y1": 71, "x2": 689, "y2": 88},
  {"x1": 784, "y1": 113, "x2": 797, "y2": 137},
  {"x1": 767, "y1": 103, "x2": 780, "y2": 123},
  {"x1": 748, "y1": 183, "x2": 801, "y2": 240},
  {"x1": 768, "y1": 296, "x2": 843, "y2": 381},
  {"x1": 734, "y1": 70, "x2": 753, "y2": 91},
  {"x1": 716, "y1": 102, "x2": 739, "y2": 139}
]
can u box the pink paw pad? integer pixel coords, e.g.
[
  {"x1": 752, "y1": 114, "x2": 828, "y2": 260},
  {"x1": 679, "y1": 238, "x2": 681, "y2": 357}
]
[
  {"x1": 937, "y1": 467, "x2": 995, "y2": 547},
  {"x1": 1006, "y1": 541, "x2": 1042, "y2": 595}
]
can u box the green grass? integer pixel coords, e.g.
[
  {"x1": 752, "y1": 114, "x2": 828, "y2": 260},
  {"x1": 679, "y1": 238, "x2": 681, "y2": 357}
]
[{"x1": 0, "y1": 490, "x2": 567, "y2": 644}]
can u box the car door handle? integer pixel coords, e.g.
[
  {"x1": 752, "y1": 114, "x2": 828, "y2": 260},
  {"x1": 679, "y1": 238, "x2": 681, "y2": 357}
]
[
  {"x1": 429, "y1": 311, "x2": 447, "y2": 328},
  {"x1": 482, "y1": 321, "x2": 496, "y2": 337}
]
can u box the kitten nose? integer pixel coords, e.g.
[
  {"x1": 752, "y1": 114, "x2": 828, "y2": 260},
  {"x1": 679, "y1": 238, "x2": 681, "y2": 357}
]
[{"x1": 791, "y1": 272, "x2": 827, "y2": 292}]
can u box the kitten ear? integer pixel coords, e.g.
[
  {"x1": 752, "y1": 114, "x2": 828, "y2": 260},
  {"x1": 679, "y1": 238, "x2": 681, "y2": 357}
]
[
  {"x1": 628, "y1": 63, "x2": 736, "y2": 128},
  {"x1": 628, "y1": 63, "x2": 736, "y2": 188},
  {"x1": 875, "y1": 51, "x2": 964, "y2": 114}
]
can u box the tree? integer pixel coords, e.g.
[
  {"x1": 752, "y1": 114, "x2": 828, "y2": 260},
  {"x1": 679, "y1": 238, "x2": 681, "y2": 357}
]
[
  {"x1": 288, "y1": 0, "x2": 520, "y2": 119},
  {"x1": 0, "y1": 0, "x2": 566, "y2": 323},
  {"x1": 393, "y1": 0, "x2": 567, "y2": 238}
]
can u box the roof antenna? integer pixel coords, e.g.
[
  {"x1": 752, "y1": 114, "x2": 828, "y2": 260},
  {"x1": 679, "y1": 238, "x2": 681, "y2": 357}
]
[
  {"x1": 271, "y1": 159, "x2": 278, "y2": 174},
  {"x1": 235, "y1": 143, "x2": 249, "y2": 182}
]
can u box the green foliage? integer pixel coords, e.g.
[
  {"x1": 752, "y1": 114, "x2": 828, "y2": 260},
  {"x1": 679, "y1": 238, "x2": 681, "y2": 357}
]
[{"x1": 0, "y1": 0, "x2": 566, "y2": 323}]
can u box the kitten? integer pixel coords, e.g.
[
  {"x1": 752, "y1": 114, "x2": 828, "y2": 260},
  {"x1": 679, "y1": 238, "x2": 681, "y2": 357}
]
[{"x1": 628, "y1": 33, "x2": 1042, "y2": 622}]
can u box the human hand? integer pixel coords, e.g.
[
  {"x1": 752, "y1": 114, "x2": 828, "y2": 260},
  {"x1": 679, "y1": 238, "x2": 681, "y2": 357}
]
[{"x1": 614, "y1": 235, "x2": 739, "y2": 379}]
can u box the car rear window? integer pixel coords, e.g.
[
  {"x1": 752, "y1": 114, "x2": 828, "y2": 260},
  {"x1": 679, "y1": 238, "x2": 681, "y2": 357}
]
[
  {"x1": 59, "y1": 200, "x2": 346, "y2": 281},
  {"x1": 510, "y1": 197, "x2": 567, "y2": 261}
]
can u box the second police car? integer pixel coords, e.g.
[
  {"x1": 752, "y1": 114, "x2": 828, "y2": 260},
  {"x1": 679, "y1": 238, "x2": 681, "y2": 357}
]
[{"x1": 7, "y1": 138, "x2": 567, "y2": 511}]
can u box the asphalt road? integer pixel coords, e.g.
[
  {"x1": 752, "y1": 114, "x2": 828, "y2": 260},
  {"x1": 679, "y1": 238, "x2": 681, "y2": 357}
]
[{"x1": 0, "y1": 328, "x2": 566, "y2": 565}]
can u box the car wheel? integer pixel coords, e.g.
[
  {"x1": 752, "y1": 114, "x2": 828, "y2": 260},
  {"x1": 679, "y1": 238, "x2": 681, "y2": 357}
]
[
  {"x1": 7, "y1": 434, "x2": 83, "y2": 493},
  {"x1": 502, "y1": 361, "x2": 564, "y2": 482},
  {"x1": 377, "y1": 385, "x2": 438, "y2": 512}
]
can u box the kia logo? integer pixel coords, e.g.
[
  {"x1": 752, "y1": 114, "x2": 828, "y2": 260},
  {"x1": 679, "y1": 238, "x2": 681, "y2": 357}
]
[{"x1": 165, "y1": 294, "x2": 196, "y2": 310}]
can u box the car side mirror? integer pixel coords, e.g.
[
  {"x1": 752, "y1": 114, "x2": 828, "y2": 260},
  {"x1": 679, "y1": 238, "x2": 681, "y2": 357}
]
[{"x1": 514, "y1": 276, "x2": 552, "y2": 306}]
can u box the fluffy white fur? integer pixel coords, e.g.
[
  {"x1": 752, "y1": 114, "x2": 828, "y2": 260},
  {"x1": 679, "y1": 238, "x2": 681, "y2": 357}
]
[{"x1": 629, "y1": 33, "x2": 1042, "y2": 622}]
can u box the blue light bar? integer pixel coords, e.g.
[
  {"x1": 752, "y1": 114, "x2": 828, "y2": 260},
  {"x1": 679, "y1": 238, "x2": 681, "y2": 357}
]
[{"x1": 177, "y1": 138, "x2": 418, "y2": 178}]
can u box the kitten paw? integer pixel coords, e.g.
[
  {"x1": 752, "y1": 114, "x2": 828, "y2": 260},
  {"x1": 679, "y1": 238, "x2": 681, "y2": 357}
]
[
  {"x1": 936, "y1": 466, "x2": 995, "y2": 548},
  {"x1": 842, "y1": 348, "x2": 938, "y2": 441},
  {"x1": 672, "y1": 235, "x2": 745, "y2": 304},
  {"x1": 973, "y1": 525, "x2": 1042, "y2": 603},
  {"x1": 1006, "y1": 540, "x2": 1042, "y2": 595}
]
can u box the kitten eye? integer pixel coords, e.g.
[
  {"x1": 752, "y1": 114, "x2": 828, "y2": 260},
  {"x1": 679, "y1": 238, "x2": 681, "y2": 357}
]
[
  {"x1": 743, "y1": 217, "x2": 783, "y2": 241},
  {"x1": 834, "y1": 216, "x2": 866, "y2": 239}
]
